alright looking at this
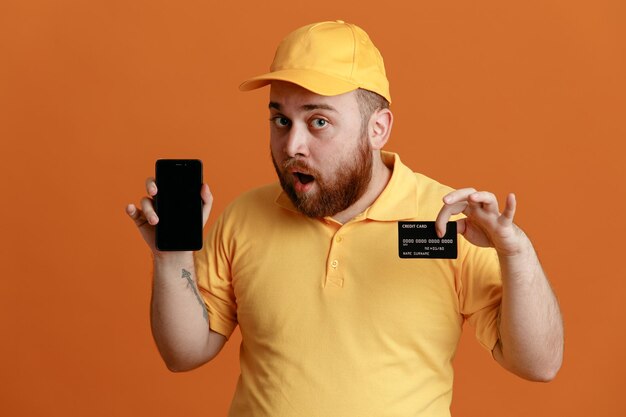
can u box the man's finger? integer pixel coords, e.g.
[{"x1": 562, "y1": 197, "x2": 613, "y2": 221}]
[
  {"x1": 435, "y1": 200, "x2": 467, "y2": 237},
  {"x1": 145, "y1": 176, "x2": 157, "y2": 197},
  {"x1": 467, "y1": 191, "x2": 499, "y2": 213},
  {"x1": 435, "y1": 209, "x2": 450, "y2": 238},
  {"x1": 126, "y1": 204, "x2": 149, "y2": 227},
  {"x1": 140, "y1": 197, "x2": 158, "y2": 225},
  {"x1": 201, "y1": 183, "x2": 213, "y2": 226},
  {"x1": 502, "y1": 193, "x2": 516, "y2": 221},
  {"x1": 126, "y1": 204, "x2": 140, "y2": 220},
  {"x1": 443, "y1": 187, "x2": 477, "y2": 205}
]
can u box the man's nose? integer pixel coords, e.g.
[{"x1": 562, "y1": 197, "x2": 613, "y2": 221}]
[{"x1": 285, "y1": 123, "x2": 310, "y2": 158}]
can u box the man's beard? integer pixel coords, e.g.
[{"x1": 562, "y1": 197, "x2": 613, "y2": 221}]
[{"x1": 272, "y1": 137, "x2": 373, "y2": 218}]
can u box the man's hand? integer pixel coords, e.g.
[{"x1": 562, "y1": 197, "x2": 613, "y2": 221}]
[
  {"x1": 435, "y1": 188, "x2": 523, "y2": 257},
  {"x1": 436, "y1": 187, "x2": 563, "y2": 381},
  {"x1": 125, "y1": 177, "x2": 214, "y2": 255},
  {"x1": 125, "y1": 178, "x2": 225, "y2": 372}
]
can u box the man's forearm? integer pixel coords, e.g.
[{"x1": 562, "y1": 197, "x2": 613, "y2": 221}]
[
  {"x1": 494, "y1": 234, "x2": 564, "y2": 381},
  {"x1": 150, "y1": 252, "x2": 213, "y2": 371}
]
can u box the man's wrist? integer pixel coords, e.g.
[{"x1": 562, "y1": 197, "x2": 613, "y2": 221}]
[
  {"x1": 152, "y1": 250, "x2": 195, "y2": 268},
  {"x1": 494, "y1": 226, "x2": 530, "y2": 258},
  {"x1": 497, "y1": 232, "x2": 542, "y2": 283}
]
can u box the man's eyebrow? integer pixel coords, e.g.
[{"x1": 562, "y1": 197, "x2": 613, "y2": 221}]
[
  {"x1": 301, "y1": 103, "x2": 337, "y2": 112},
  {"x1": 268, "y1": 102, "x2": 338, "y2": 112}
]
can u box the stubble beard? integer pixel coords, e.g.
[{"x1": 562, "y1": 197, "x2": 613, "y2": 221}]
[{"x1": 272, "y1": 137, "x2": 373, "y2": 218}]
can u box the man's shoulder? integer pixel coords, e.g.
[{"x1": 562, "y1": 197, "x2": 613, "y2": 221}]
[
  {"x1": 412, "y1": 172, "x2": 455, "y2": 197},
  {"x1": 411, "y1": 172, "x2": 455, "y2": 218},
  {"x1": 219, "y1": 182, "x2": 284, "y2": 220},
  {"x1": 209, "y1": 182, "x2": 301, "y2": 245},
  {"x1": 231, "y1": 182, "x2": 282, "y2": 205},
  {"x1": 396, "y1": 159, "x2": 454, "y2": 196}
]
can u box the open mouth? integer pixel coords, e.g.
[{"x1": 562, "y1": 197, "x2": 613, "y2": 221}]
[{"x1": 294, "y1": 172, "x2": 315, "y2": 185}]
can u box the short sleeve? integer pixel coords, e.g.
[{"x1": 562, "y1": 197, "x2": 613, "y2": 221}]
[
  {"x1": 456, "y1": 238, "x2": 503, "y2": 351},
  {"x1": 193, "y1": 213, "x2": 238, "y2": 339}
]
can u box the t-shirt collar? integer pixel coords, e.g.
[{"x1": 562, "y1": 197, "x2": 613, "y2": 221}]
[{"x1": 363, "y1": 151, "x2": 418, "y2": 221}]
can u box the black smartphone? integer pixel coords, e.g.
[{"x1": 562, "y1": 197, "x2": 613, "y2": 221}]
[{"x1": 154, "y1": 159, "x2": 203, "y2": 251}]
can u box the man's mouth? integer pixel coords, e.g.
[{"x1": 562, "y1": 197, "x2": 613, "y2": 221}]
[
  {"x1": 291, "y1": 170, "x2": 316, "y2": 193},
  {"x1": 294, "y1": 172, "x2": 315, "y2": 185}
]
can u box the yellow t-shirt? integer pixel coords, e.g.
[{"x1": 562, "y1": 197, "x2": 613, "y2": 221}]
[{"x1": 194, "y1": 152, "x2": 502, "y2": 417}]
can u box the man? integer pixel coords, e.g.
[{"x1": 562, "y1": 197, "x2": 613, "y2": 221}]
[{"x1": 126, "y1": 20, "x2": 563, "y2": 417}]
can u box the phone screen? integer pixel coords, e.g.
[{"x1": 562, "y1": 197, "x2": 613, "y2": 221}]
[{"x1": 155, "y1": 159, "x2": 203, "y2": 251}]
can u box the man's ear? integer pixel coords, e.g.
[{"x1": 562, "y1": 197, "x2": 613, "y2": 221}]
[{"x1": 368, "y1": 108, "x2": 393, "y2": 150}]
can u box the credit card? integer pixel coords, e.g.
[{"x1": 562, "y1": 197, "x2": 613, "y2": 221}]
[{"x1": 398, "y1": 221, "x2": 457, "y2": 259}]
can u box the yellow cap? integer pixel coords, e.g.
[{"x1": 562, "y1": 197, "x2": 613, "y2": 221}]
[{"x1": 239, "y1": 20, "x2": 391, "y2": 103}]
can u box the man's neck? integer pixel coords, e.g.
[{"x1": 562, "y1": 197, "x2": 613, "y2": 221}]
[{"x1": 331, "y1": 152, "x2": 392, "y2": 224}]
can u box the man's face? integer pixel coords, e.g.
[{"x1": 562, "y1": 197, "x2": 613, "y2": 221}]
[{"x1": 269, "y1": 81, "x2": 373, "y2": 218}]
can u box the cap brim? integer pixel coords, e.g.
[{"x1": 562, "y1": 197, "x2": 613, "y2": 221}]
[{"x1": 239, "y1": 69, "x2": 359, "y2": 97}]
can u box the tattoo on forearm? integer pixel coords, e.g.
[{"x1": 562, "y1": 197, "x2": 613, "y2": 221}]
[{"x1": 181, "y1": 268, "x2": 209, "y2": 323}]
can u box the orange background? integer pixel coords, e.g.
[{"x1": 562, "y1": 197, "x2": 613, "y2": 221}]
[{"x1": 1, "y1": 1, "x2": 624, "y2": 416}]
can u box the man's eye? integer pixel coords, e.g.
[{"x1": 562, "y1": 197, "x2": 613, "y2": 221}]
[
  {"x1": 271, "y1": 116, "x2": 290, "y2": 127},
  {"x1": 311, "y1": 119, "x2": 327, "y2": 128}
]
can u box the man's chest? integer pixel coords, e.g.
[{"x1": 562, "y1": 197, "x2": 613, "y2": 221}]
[{"x1": 229, "y1": 220, "x2": 463, "y2": 350}]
